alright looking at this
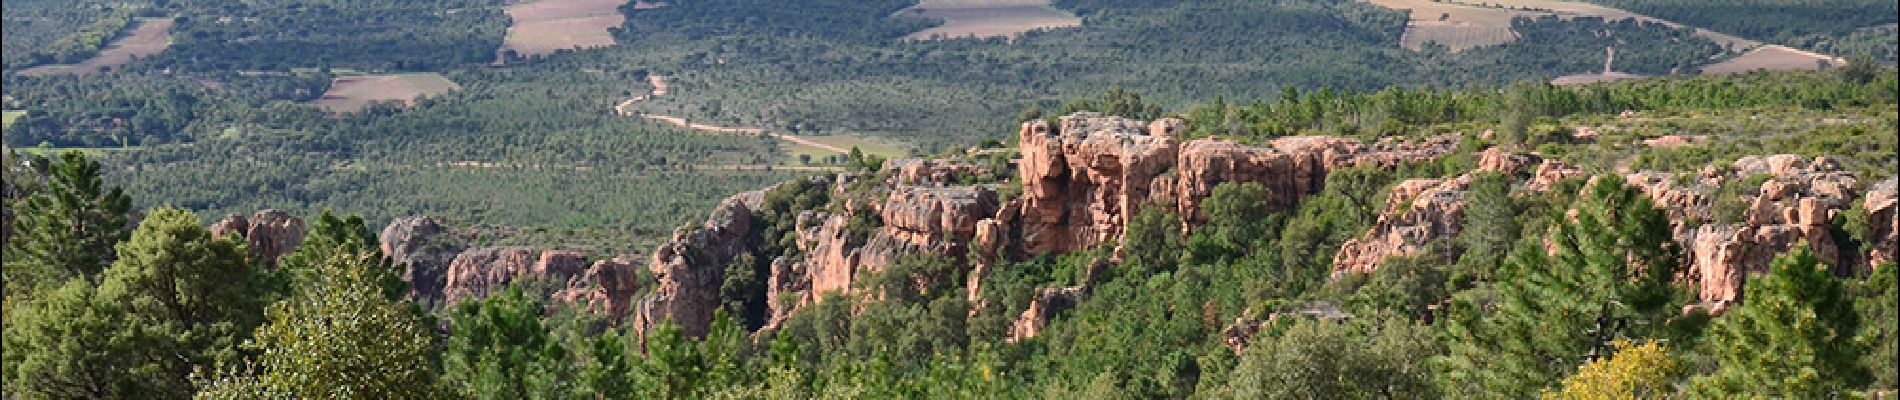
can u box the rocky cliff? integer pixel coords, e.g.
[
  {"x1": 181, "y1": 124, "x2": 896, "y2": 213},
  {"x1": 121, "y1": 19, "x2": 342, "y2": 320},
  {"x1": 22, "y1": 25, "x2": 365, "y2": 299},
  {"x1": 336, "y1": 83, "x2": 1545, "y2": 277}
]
[
  {"x1": 382, "y1": 217, "x2": 464, "y2": 306},
  {"x1": 628, "y1": 112, "x2": 1898, "y2": 341},
  {"x1": 373, "y1": 217, "x2": 645, "y2": 320},
  {"x1": 1330, "y1": 150, "x2": 1582, "y2": 276},
  {"x1": 208, "y1": 209, "x2": 307, "y2": 267},
  {"x1": 633, "y1": 189, "x2": 767, "y2": 337},
  {"x1": 639, "y1": 112, "x2": 1459, "y2": 339},
  {"x1": 1329, "y1": 152, "x2": 1897, "y2": 313}
]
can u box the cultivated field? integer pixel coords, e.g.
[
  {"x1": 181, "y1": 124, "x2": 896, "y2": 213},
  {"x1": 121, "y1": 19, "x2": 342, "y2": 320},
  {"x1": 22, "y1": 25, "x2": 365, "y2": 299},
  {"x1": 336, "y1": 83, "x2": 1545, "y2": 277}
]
[
  {"x1": 498, "y1": 0, "x2": 626, "y2": 59},
  {"x1": 1363, "y1": 0, "x2": 1537, "y2": 51},
  {"x1": 1701, "y1": 45, "x2": 1847, "y2": 74},
  {"x1": 1457, "y1": 0, "x2": 1758, "y2": 49},
  {"x1": 897, "y1": 0, "x2": 1081, "y2": 41},
  {"x1": 310, "y1": 73, "x2": 461, "y2": 112},
  {"x1": 1368, "y1": 0, "x2": 1846, "y2": 76},
  {"x1": 20, "y1": 18, "x2": 175, "y2": 76}
]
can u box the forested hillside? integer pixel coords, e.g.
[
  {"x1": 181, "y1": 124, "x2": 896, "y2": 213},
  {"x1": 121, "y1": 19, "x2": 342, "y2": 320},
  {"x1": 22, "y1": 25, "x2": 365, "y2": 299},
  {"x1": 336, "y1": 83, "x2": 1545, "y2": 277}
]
[
  {"x1": 4, "y1": 66, "x2": 1896, "y2": 398},
  {"x1": 4, "y1": 1, "x2": 1899, "y2": 395},
  {"x1": 2, "y1": 0, "x2": 1811, "y2": 253},
  {"x1": 1586, "y1": 0, "x2": 1897, "y2": 48}
]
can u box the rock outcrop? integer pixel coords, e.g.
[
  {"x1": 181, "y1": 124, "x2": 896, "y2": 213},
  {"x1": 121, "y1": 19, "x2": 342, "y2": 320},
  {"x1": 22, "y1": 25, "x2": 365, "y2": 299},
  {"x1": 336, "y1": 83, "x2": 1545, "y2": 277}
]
[
  {"x1": 761, "y1": 185, "x2": 1001, "y2": 330},
  {"x1": 441, "y1": 247, "x2": 588, "y2": 304},
  {"x1": 381, "y1": 217, "x2": 464, "y2": 305},
  {"x1": 552, "y1": 258, "x2": 643, "y2": 319},
  {"x1": 1329, "y1": 151, "x2": 1885, "y2": 313},
  {"x1": 1014, "y1": 113, "x2": 1456, "y2": 255},
  {"x1": 1331, "y1": 176, "x2": 1471, "y2": 276},
  {"x1": 1014, "y1": 115, "x2": 1181, "y2": 254},
  {"x1": 207, "y1": 209, "x2": 307, "y2": 267},
  {"x1": 1867, "y1": 179, "x2": 1899, "y2": 268},
  {"x1": 1669, "y1": 155, "x2": 1863, "y2": 308},
  {"x1": 377, "y1": 217, "x2": 642, "y2": 320},
  {"x1": 1329, "y1": 151, "x2": 1584, "y2": 276},
  {"x1": 1007, "y1": 286, "x2": 1084, "y2": 342},
  {"x1": 635, "y1": 189, "x2": 767, "y2": 337},
  {"x1": 889, "y1": 158, "x2": 994, "y2": 186},
  {"x1": 649, "y1": 113, "x2": 1461, "y2": 338}
]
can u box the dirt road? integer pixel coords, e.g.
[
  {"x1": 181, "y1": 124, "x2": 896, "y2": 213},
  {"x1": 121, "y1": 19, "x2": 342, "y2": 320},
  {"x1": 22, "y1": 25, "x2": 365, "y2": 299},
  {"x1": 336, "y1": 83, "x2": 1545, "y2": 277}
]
[{"x1": 613, "y1": 75, "x2": 851, "y2": 154}]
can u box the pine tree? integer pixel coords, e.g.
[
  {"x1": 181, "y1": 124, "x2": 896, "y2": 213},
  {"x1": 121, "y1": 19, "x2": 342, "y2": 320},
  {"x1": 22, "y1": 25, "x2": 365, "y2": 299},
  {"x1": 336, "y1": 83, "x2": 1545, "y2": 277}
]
[
  {"x1": 1687, "y1": 248, "x2": 1870, "y2": 397},
  {"x1": 443, "y1": 285, "x2": 574, "y2": 399},
  {"x1": 3, "y1": 150, "x2": 132, "y2": 291},
  {"x1": 271, "y1": 210, "x2": 403, "y2": 301},
  {"x1": 1456, "y1": 171, "x2": 1518, "y2": 280},
  {"x1": 1861, "y1": 263, "x2": 1898, "y2": 389},
  {"x1": 1438, "y1": 175, "x2": 1682, "y2": 398},
  {"x1": 2, "y1": 278, "x2": 147, "y2": 398},
  {"x1": 92, "y1": 207, "x2": 261, "y2": 396},
  {"x1": 196, "y1": 247, "x2": 447, "y2": 399}
]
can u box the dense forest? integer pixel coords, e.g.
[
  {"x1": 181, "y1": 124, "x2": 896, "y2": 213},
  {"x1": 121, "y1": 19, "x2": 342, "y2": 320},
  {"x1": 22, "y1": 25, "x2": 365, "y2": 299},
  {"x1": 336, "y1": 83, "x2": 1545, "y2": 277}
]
[
  {"x1": 151, "y1": 0, "x2": 510, "y2": 72},
  {"x1": 1586, "y1": 0, "x2": 1898, "y2": 47},
  {"x1": 0, "y1": 0, "x2": 154, "y2": 71},
  {"x1": 4, "y1": 66, "x2": 1898, "y2": 397}
]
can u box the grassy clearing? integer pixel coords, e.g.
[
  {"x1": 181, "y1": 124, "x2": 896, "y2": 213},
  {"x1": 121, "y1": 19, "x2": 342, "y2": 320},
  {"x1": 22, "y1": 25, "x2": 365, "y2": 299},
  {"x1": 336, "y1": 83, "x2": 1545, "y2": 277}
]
[
  {"x1": 499, "y1": 0, "x2": 625, "y2": 58},
  {"x1": 19, "y1": 18, "x2": 175, "y2": 76},
  {"x1": 779, "y1": 134, "x2": 908, "y2": 165},
  {"x1": 310, "y1": 73, "x2": 462, "y2": 112},
  {"x1": 897, "y1": 0, "x2": 1080, "y2": 40},
  {"x1": 2, "y1": 110, "x2": 24, "y2": 130},
  {"x1": 14, "y1": 146, "x2": 142, "y2": 157}
]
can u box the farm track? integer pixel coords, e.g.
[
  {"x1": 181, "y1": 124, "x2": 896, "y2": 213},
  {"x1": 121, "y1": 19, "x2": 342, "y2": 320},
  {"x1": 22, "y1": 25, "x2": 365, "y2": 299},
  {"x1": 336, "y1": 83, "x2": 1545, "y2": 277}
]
[{"x1": 613, "y1": 75, "x2": 853, "y2": 154}]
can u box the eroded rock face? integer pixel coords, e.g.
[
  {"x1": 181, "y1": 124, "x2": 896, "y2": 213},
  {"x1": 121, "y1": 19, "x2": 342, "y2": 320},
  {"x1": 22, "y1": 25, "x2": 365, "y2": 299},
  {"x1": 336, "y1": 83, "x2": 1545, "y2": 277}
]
[
  {"x1": 207, "y1": 209, "x2": 307, "y2": 267},
  {"x1": 1008, "y1": 286, "x2": 1084, "y2": 342},
  {"x1": 1673, "y1": 156, "x2": 1862, "y2": 307},
  {"x1": 1016, "y1": 114, "x2": 1181, "y2": 254},
  {"x1": 1328, "y1": 151, "x2": 1583, "y2": 276},
  {"x1": 381, "y1": 217, "x2": 464, "y2": 305},
  {"x1": 1332, "y1": 152, "x2": 1880, "y2": 309},
  {"x1": 1017, "y1": 113, "x2": 1456, "y2": 255},
  {"x1": 635, "y1": 189, "x2": 766, "y2": 338},
  {"x1": 762, "y1": 186, "x2": 1001, "y2": 330},
  {"x1": 888, "y1": 158, "x2": 993, "y2": 187},
  {"x1": 655, "y1": 113, "x2": 1462, "y2": 338},
  {"x1": 1331, "y1": 176, "x2": 1471, "y2": 276},
  {"x1": 441, "y1": 247, "x2": 536, "y2": 304},
  {"x1": 1867, "y1": 179, "x2": 1899, "y2": 268},
  {"x1": 552, "y1": 258, "x2": 642, "y2": 319}
]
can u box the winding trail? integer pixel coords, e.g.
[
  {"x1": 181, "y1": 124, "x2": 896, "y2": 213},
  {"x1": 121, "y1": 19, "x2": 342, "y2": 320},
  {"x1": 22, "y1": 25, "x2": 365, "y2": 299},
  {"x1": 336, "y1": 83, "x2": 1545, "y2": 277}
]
[{"x1": 614, "y1": 75, "x2": 851, "y2": 154}]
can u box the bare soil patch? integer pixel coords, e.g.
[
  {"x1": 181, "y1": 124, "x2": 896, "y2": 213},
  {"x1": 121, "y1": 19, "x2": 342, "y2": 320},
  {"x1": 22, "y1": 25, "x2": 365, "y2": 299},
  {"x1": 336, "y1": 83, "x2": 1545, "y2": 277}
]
[
  {"x1": 898, "y1": 0, "x2": 1080, "y2": 41},
  {"x1": 499, "y1": 0, "x2": 626, "y2": 58},
  {"x1": 1457, "y1": 0, "x2": 1758, "y2": 49},
  {"x1": 20, "y1": 18, "x2": 175, "y2": 76},
  {"x1": 310, "y1": 73, "x2": 461, "y2": 112},
  {"x1": 1701, "y1": 45, "x2": 1846, "y2": 75}
]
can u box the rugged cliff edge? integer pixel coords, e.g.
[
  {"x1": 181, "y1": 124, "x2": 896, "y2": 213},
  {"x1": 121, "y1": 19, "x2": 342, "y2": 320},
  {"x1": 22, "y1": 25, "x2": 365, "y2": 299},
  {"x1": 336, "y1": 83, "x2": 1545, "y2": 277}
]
[
  {"x1": 351, "y1": 111, "x2": 1900, "y2": 346},
  {"x1": 628, "y1": 112, "x2": 1470, "y2": 338}
]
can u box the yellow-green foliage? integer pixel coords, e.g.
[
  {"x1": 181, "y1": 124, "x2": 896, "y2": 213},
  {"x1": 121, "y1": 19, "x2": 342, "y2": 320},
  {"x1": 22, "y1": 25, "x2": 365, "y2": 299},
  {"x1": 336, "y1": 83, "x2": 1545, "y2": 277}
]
[{"x1": 1542, "y1": 340, "x2": 1684, "y2": 400}]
